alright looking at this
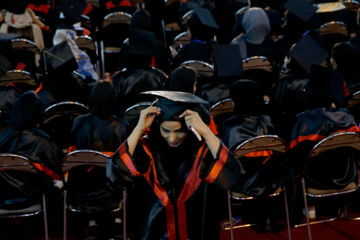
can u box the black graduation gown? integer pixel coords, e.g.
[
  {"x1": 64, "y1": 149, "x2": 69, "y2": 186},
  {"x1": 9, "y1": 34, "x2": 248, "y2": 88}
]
[
  {"x1": 172, "y1": 39, "x2": 217, "y2": 67},
  {"x1": 112, "y1": 67, "x2": 165, "y2": 114},
  {"x1": 288, "y1": 107, "x2": 360, "y2": 189},
  {"x1": 71, "y1": 113, "x2": 131, "y2": 152},
  {"x1": 221, "y1": 114, "x2": 284, "y2": 197},
  {"x1": 108, "y1": 135, "x2": 243, "y2": 240}
]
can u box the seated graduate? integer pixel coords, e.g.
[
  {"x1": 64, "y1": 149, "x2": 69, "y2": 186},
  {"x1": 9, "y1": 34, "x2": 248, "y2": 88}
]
[
  {"x1": 0, "y1": 91, "x2": 63, "y2": 209},
  {"x1": 172, "y1": 6, "x2": 219, "y2": 68},
  {"x1": 112, "y1": 29, "x2": 166, "y2": 115},
  {"x1": 288, "y1": 64, "x2": 360, "y2": 187},
  {"x1": 107, "y1": 90, "x2": 243, "y2": 240},
  {"x1": 222, "y1": 79, "x2": 277, "y2": 152}
]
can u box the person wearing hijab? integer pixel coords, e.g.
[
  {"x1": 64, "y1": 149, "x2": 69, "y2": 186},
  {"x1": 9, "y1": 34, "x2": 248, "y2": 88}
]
[
  {"x1": 164, "y1": 66, "x2": 197, "y2": 93},
  {"x1": 112, "y1": 29, "x2": 167, "y2": 115},
  {"x1": 69, "y1": 81, "x2": 131, "y2": 239},
  {"x1": 107, "y1": 90, "x2": 243, "y2": 240},
  {"x1": 172, "y1": 7, "x2": 219, "y2": 68},
  {"x1": 231, "y1": 7, "x2": 278, "y2": 63},
  {"x1": 0, "y1": 91, "x2": 63, "y2": 209}
]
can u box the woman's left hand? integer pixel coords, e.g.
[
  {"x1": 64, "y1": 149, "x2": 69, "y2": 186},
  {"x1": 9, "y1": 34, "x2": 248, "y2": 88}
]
[{"x1": 179, "y1": 109, "x2": 207, "y2": 136}]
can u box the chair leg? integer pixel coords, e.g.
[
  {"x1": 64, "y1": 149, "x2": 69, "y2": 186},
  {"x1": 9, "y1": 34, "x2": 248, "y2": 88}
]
[
  {"x1": 42, "y1": 194, "x2": 49, "y2": 240},
  {"x1": 301, "y1": 178, "x2": 312, "y2": 240},
  {"x1": 283, "y1": 186, "x2": 292, "y2": 240},
  {"x1": 227, "y1": 190, "x2": 234, "y2": 240},
  {"x1": 64, "y1": 190, "x2": 67, "y2": 240},
  {"x1": 100, "y1": 40, "x2": 105, "y2": 79},
  {"x1": 123, "y1": 188, "x2": 127, "y2": 240}
]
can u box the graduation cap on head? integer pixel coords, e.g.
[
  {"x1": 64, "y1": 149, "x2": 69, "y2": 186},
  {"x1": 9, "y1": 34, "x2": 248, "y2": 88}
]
[
  {"x1": 309, "y1": 64, "x2": 344, "y2": 105},
  {"x1": 214, "y1": 44, "x2": 243, "y2": 78},
  {"x1": 289, "y1": 34, "x2": 329, "y2": 74},
  {"x1": 190, "y1": 6, "x2": 220, "y2": 29},
  {"x1": 40, "y1": 40, "x2": 78, "y2": 75},
  {"x1": 284, "y1": 0, "x2": 318, "y2": 22},
  {"x1": 128, "y1": 29, "x2": 163, "y2": 56},
  {"x1": 56, "y1": 0, "x2": 88, "y2": 21},
  {"x1": 141, "y1": 90, "x2": 210, "y2": 126}
]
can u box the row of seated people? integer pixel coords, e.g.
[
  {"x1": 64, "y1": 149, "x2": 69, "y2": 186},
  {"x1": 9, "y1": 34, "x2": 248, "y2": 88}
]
[
  {"x1": 2, "y1": 0, "x2": 360, "y2": 77},
  {"x1": 0, "y1": 51, "x2": 359, "y2": 237}
]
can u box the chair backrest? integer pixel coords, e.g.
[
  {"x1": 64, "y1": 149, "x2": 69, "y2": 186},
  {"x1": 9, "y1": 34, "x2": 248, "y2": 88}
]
[
  {"x1": 319, "y1": 21, "x2": 349, "y2": 36},
  {"x1": 0, "y1": 70, "x2": 38, "y2": 88},
  {"x1": 172, "y1": 31, "x2": 191, "y2": 52},
  {"x1": 42, "y1": 101, "x2": 89, "y2": 149},
  {"x1": 102, "y1": 11, "x2": 132, "y2": 28},
  {"x1": 341, "y1": 0, "x2": 360, "y2": 11},
  {"x1": 211, "y1": 98, "x2": 235, "y2": 118},
  {"x1": 76, "y1": 35, "x2": 96, "y2": 51},
  {"x1": 0, "y1": 153, "x2": 38, "y2": 174},
  {"x1": 181, "y1": 60, "x2": 214, "y2": 77},
  {"x1": 234, "y1": 6, "x2": 249, "y2": 18},
  {"x1": 307, "y1": 131, "x2": 360, "y2": 159},
  {"x1": 62, "y1": 150, "x2": 109, "y2": 173},
  {"x1": 181, "y1": 10, "x2": 194, "y2": 26},
  {"x1": 11, "y1": 38, "x2": 40, "y2": 55},
  {"x1": 233, "y1": 135, "x2": 287, "y2": 159},
  {"x1": 122, "y1": 101, "x2": 151, "y2": 128},
  {"x1": 242, "y1": 56, "x2": 273, "y2": 72}
]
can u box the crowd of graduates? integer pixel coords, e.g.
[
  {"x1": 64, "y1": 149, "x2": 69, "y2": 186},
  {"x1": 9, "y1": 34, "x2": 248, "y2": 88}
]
[{"x1": 1, "y1": 0, "x2": 360, "y2": 239}]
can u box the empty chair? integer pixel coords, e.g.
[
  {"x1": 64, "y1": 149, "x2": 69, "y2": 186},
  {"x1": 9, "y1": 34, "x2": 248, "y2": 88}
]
[
  {"x1": 211, "y1": 98, "x2": 235, "y2": 129},
  {"x1": 0, "y1": 153, "x2": 50, "y2": 240},
  {"x1": 226, "y1": 135, "x2": 291, "y2": 240},
  {"x1": 62, "y1": 150, "x2": 124, "y2": 240},
  {"x1": 318, "y1": 21, "x2": 350, "y2": 52},
  {"x1": 122, "y1": 102, "x2": 151, "y2": 129},
  {"x1": 41, "y1": 101, "x2": 89, "y2": 150},
  {"x1": 0, "y1": 70, "x2": 39, "y2": 90},
  {"x1": 298, "y1": 131, "x2": 360, "y2": 240},
  {"x1": 100, "y1": 11, "x2": 132, "y2": 74},
  {"x1": 171, "y1": 31, "x2": 191, "y2": 54},
  {"x1": 181, "y1": 60, "x2": 214, "y2": 78}
]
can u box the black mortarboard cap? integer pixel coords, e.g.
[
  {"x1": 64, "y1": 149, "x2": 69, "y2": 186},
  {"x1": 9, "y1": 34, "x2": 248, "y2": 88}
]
[
  {"x1": 40, "y1": 40, "x2": 78, "y2": 75},
  {"x1": 284, "y1": 0, "x2": 318, "y2": 22},
  {"x1": 141, "y1": 90, "x2": 210, "y2": 123},
  {"x1": 7, "y1": 0, "x2": 28, "y2": 14},
  {"x1": 289, "y1": 34, "x2": 329, "y2": 74},
  {"x1": 309, "y1": 64, "x2": 344, "y2": 105},
  {"x1": 56, "y1": 0, "x2": 87, "y2": 21},
  {"x1": 192, "y1": 6, "x2": 219, "y2": 29},
  {"x1": 214, "y1": 44, "x2": 243, "y2": 78},
  {"x1": 128, "y1": 29, "x2": 163, "y2": 56}
]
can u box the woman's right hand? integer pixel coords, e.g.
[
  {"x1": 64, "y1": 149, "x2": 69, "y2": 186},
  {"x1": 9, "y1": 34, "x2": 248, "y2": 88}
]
[{"x1": 135, "y1": 106, "x2": 161, "y2": 133}]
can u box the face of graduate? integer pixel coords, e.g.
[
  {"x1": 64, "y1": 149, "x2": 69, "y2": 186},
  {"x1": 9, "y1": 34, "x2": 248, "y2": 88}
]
[{"x1": 160, "y1": 121, "x2": 188, "y2": 147}]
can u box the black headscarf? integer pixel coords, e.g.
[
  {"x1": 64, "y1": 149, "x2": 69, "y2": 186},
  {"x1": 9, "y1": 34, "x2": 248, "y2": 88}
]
[
  {"x1": 165, "y1": 66, "x2": 197, "y2": 93},
  {"x1": 230, "y1": 79, "x2": 264, "y2": 116},
  {"x1": 11, "y1": 91, "x2": 43, "y2": 130},
  {"x1": 89, "y1": 81, "x2": 117, "y2": 119}
]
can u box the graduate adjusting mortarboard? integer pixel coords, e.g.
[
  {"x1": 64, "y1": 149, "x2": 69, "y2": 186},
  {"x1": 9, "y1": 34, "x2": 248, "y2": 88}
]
[
  {"x1": 214, "y1": 44, "x2": 243, "y2": 78},
  {"x1": 284, "y1": 0, "x2": 318, "y2": 22},
  {"x1": 141, "y1": 90, "x2": 210, "y2": 140},
  {"x1": 289, "y1": 34, "x2": 329, "y2": 74}
]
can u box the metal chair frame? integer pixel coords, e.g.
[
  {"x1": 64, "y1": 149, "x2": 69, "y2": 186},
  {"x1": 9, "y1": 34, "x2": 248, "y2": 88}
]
[
  {"x1": 297, "y1": 131, "x2": 360, "y2": 240},
  {"x1": 0, "y1": 153, "x2": 49, "y2": 240},
  {"x1": 228, "y1": 135, "x2": 291, "y2": 240},
  {"x1": 181, "y1": 60, "x2": 214, "y2": 78}
]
